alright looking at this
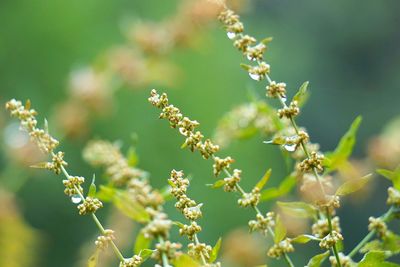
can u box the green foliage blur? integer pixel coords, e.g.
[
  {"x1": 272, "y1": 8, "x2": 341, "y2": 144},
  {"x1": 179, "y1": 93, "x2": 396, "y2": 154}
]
[{"x1": 1, "y1": 0, "x2": 400, "y2": 266}]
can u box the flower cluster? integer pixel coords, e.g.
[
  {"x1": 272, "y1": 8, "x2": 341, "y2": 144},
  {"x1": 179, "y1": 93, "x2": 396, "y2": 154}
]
[
  {"x1": 368, "y1": 216, "x2": 388, "y2": 237},
  {"x1": 277, "y1": 101, "x2": 300, "y2": 119},
  {"x1": 83, "y1": 140, "x2": 146, "y2": 186},
  {"x1": 142, "y1": 210, "x2": 172, "y2": 239},
  {"x1": 387, "y1": 187, "x2": 400, "y2": 206},
  {"x1": 63, "y1": 176, "x2": 85, "y2": 196},
  {"x1": 319, "y1": 231, "x2": 343, "y2": 249},
  {"x1": 223, "y1": 169, "x2": 241, "y2": 192},
  {"x1": 95, "y1": 229, "x2": 116, "y2": 250},
  {"x1": 238, "y1": 188, "x2": 260, "y2": 208},
  {"x1": 267, "y1": 238, "x2": 294, "y2": 258},
  {"x1": 77, "y1": 197, "x2": 103, "y2": 215},
  {"x1": 152, "y1": 241, "x2": 182, "y2": 263},
  {"x1": 248, "y1": 212, "x2": 275, "y2": 235},
  {"x1": 298, "y1": 151, "x2": 325, "y2": 173},
  {"x1": 329, "y1": 253, "x2": 354, "y2": 267},
  {"x1": 120, "y1": 255, "x2": 143, "y2": 267},
  {"x1": 312, "y1": 217, "x2": 341, "y2": 238},
  {"x1": 149, "y1": 89, "x2": 220, "y2": 160}
]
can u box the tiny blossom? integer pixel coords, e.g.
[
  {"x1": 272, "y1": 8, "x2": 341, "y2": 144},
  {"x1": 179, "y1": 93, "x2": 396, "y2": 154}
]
[
  {"x1": 277, "y1": 101, "x2": 300, "y2": 119},
  {"x1": 183, "y1": 204, "x2": 203, "y2": 221},
  {"x1": 77, "y1": 197, "x2": 103, "y2": 215},
  {"x1": 178, "y1": 117, "x2": 199, "y2": 136},
  {"x1": 153, "y1": 241, "x2": 182, "y2": 262},
  {"x1": 248, "y1": 212, "x2": 275, "y2": 234},
  {"x1": 234, "y1": 35, "x2": 256, "y2": 52},
  {"x1": 226, "y1": 21, "x2": 244, "y2": 35},
  {"x1": 188, "y1": 242, "x2": 212, "y2": 261},
  {"x1": 316, "y1": 195, "x2": 341, "y2": 213},
  {"x1": 387, "y1": 187, "x2": 400, "y2": 205},
  {"x1": 179, "y1": 221, "x2": 202, "y2": 241},
  {"x1": 213, "y1": 156, "x2": 234, "y2": 176},
  {"x1": 196, "y1": 139, "x2": 220, "y2": 159},
  {"x1": 217, "y1": 9, "x2": 240, "y2": 25},
  {"x1": 148, "y1": 89, "x2": 169, "y2": 109},
  {"x1": 142, "y1": 211, "x2": 172, "y2": 239},
  {"x1": 312, "y1": 217, "x2": 341, "y2": 238},
  {"x1": 120, "y1": 255, "x2": 143, "y2": 267},
  {"x1": 223, "y1": 169, "x2": 241, "y2": 192},
  {"x1": 329, "y1": 253, "x2": 354, "y2": 267},
  {"x1": 46, "y1": 151, "x2": 67, "y2": 175},
  {"x1": 266, "y1": 81, "x2": 287, "y2": 99},
  {"x1": 248, "y1": 62, "x2": 270, "y2": 81},
  {"x1": 319, "y1": 231, "x2": 343, "y2": 249},
  {"x1": 368, "y1": 216, "x2": 387, "y2": 237},
  {"x1": 63, "y1": 176, "x2": 85, "y2": 196},
  {"x1": 184, "y1": 131, "x2": 204, "y2": 152},
  {"x1": 238, "y1": 188, "x2": 260, "y2": 207},
  {"x1": 267, "y1": 238, "x2": 294, "y2": 258},
  {"x1": 299, "y1": 151, "x2": 325, "y2": 173},
  {"x1": 5, "y1": 99, "x2": 60, "y2": 153},
  {"x1": 160, "y1": 105, "x2": 183, "y2": 128},
  {"x1": 95, "y1": 229, "x2": 115, "y2": 250},
  {"x1": 245, "y1": 43, "x2": 266, "y2": 61}
]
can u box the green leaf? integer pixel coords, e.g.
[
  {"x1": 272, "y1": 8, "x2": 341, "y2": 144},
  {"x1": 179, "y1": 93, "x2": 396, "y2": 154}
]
[
  {"x1": 173, "y1": 221, "x2": 185, "y2": 228},
  {"x1": 30, "y1": 162, "x2": 49, "y2": 169},
  {"x1": 293, "y1": 81, "x2": 309, "y2": 107},
  {"x1": 335, "y1": 174, "x2": 372, "y2": 196},
  {"x1": 277, "y1": 201, "x2": 317, "y2": 219},
  {"x1": 134, "y1": 231, "x2": 152, "y2": 255},
  {"x1": 377, "y1": 168, "x2": 400, "y2": 190},
  {"x1": 292, "y1": 234, "x2": 320, "y2": 244},
  {"x1": 96, "y1": 185, "x2": 117, "y2": 202},
  {"x1": 173, "y1": 254, "x2": 201, "y2": 267},
  {"x1": 113, "y1": 191, "x2": 150, "y2": 223},
  {"x1": 358, "y1": 251, "x2": 400, "y2": 267},
  {"x1": 138, "y1": 249, "x2": 154, "y2": 261},
  {"x1": 88, "y1": 174, "x2": 97, "y2": 197},
  {"x1": 255, "y1": 169, "x2": 272, "y2": 190},
  {"x1": 260, "y1": 175, "x2": 296, "y2": 202},
  {"x1": 127, "y1": 147, "x2": 139, "y2": 167},
  {"x1": 261, "y1": 37, "x2": 273, "y2": 45},
  {"x1": 305, "y1": 251, "x2": 330, "y2": 267},
  {"x1": 209, "y1": 238, "x2": 222, "y2": 263},
  {"x1": 240, "y1": 63, "x2": 252, "y2": 71},
  {"x1": 87, "y1": 249, "x2": 100, "y2": 267},
  {"x1": 207, "y1": 180, "x2": 226, "y2": 189},
  {"x1": 325, "y1": 116, "x2": 362, "y2": 172},
  {"x1": 274, "y1": 215, "x2": 286, "y2": 244}
]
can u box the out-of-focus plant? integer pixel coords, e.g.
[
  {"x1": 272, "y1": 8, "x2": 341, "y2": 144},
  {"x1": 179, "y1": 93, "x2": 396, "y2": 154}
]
[{"x1": 4, "y1": 1, "x2": 400, "y2": 267}]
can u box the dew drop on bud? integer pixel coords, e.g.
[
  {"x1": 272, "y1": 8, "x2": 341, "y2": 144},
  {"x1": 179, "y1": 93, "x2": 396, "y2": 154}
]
[
  {"x1": 283, "y1": 144, "x2": 296, "y2": 152},
  {"x1": 249, "y1": 73, "x2": 261, "y2": 81},
  {"x1": 281, "y1": 96, "x2": 287, "y2": 103},
  {"x1": 227, "y1": 32, "x2": 236, "y2": 39},
  {"x1": 71, "y1": 194, "x2": 82, "y2": 204}
]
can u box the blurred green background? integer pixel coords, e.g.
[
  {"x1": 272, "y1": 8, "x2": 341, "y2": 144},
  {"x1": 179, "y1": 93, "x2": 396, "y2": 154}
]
[{"x1": 1, "y1": 0, "x2": 400, "y2": 266}]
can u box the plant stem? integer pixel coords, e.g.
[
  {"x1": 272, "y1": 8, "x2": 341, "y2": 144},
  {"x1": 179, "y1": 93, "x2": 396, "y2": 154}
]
[
  {"x1": 326, "y1": 207, "x2": 342, "y2": 267},
  {"x1": 348, "y1": 206, "x2": 396, "y2": 258},
  {"x1": 221, "y1": 167, "x2": 295, "y2": 267},
  {"x1": 194, "y1": 233, "x2": 208, "y2": 265},
  {"x1": 157, "y1": 236, "x2": 171, "y2": 267},
  {"x1": 59, "y1": 164, "x2": 126, "y2": 262}
]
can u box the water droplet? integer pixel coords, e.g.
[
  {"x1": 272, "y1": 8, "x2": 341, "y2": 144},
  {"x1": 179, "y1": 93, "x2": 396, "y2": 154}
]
[
  {"x1": 247, "y1": 55, "x2": 256, "y2": 61},
  {"x1": 249, "y1": 73, "x2": 261, "y2": 81},
  {"x1": 227, "y1": 32, "x2": 236, "y2": 39},
  {"x1": 71, "y1": 194, "x2": 82, "y2": 204},
  {"x1": 283, "y1": 143, "x2": 297, "y2": 152},
  {"x1": 281, "y1": 96, "x2": 287, "y2": 103}
]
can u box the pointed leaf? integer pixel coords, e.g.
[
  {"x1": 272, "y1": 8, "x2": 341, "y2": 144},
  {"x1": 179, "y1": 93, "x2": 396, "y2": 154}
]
[
  {"x1": 134, "y1": 231, "x2": 152, "y2": 255},
  {"x1": 358, "y1": 251, "x2": 400, "y2": 267},
  {"x1": 335, "y1": 174, "x2": 372, "y2": 196},
  {"x1": 261, "y1": 37, "x2": 273, "y2": 45},
  {"x1": 173, "y1": 254, "x2": 201, "y2": 267},
  {"x1": 277, "y1": 201, "x2": 317, "y2": 219},
  {"x1": 240, "y1": 63, "x2": 252, "y2": 71},
  {"x1": 113, "y1": 192, "x2": 150, "y2": 223},
  {"x1": 293, "y1": 81, "x2": 309, "y2": 107},
  {"x1": 325, "y1": 116, "x2": 362, "y2": 172},
  {"x1": 138, "y1": 249, "x2": 154, "y2": 261},
  {"x1": 30, "y1": 162, "x2": 49, "y2": 169},
  {"x1": 88, "y1": 174, "x2": 97, "y2": 197},
  {"x1": 207, "y1": 180, "x2": 226, "y2": 189},
  {"x1": 274, "y1": 215, "x2": 286, "y2": 244},
  {"x1": 209, "y1": 238, "x2": 222, "y2": 263},
  {"x1": 87, "y1": 249, "x2": 100, "y2": 267},
  {"x1": 127, "y1": 147, "x2": 138, "y2": 167},
  {"x1": 255, "y1": 169, "x2": 272, "y2": 190},
  {"x1": 96, "y1": 185, "x2": 116, "y2": 202},
  {"x1": 292, "y1": 234, "x2": 320, "y2": 244},
  {"x1": 305, "y1": 251, "x2": 330, "y2": 267},
  {"x1": 377, "y1": 169, "x2": 400, "y2": 190},
  {"x1": 173, "y1": 221, "x2": 185, "y2": 228}
]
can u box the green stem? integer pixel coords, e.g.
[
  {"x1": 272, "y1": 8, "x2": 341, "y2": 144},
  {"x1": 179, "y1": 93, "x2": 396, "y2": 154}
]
[
  {"x1": 193, "y1": 233, "x2": 208, "y2": 266},
  {"x1": 59, "y1": 164, "x2": 126, "y2": 262},
  {"x1": 348, "y1": 206, "x2": 396, "y2": 258},
  {"x1": 326, "y1": 207, "x2": 342, "y2": 267},
  {"x1": 158, "y1": 236, "x2": 171, "y2": 267}
]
